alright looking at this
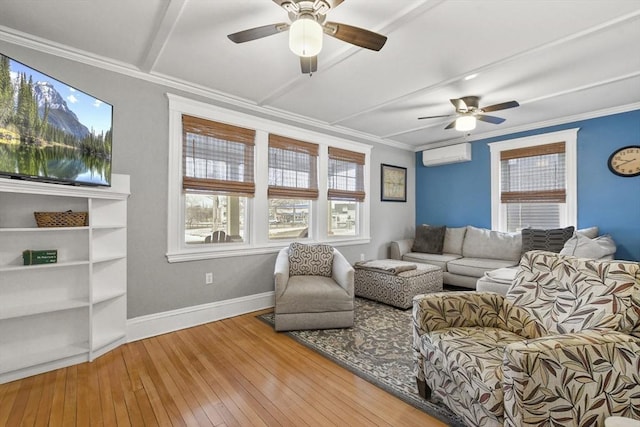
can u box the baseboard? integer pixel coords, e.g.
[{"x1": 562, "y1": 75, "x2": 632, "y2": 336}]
[{"x1": 127, "y1": 291, "x2": 275, "y2": 342}]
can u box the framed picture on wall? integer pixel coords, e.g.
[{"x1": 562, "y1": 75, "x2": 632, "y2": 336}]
[{"x1": 381, "y1": 164, "x2": 407, "y2": 202}]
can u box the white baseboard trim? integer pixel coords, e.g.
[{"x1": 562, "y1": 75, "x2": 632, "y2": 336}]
[{"x1": 127, "y1": 291, "x2": 275, "y2": 342}]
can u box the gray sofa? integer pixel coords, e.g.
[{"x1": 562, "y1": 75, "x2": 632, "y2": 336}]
[{"x1": 390, "y1": 225, "x2": 522, "y2": 289}]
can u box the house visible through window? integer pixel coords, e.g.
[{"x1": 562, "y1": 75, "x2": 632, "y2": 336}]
[
  {"x1": 182, "y1": 115, "x2": 255, "y2": 244},
  {"x1": 327, "y1": 147, "x2": 365, "y2": 236},
  {"x1": 268, "y1": 134, "x2": 318, "y2": 240},
  {"x1": 490, "y1": 129, "x2": 577, "y2": 232},
  {"x1": 167, "y1": 94, "x2": 371, "y2": 262}
]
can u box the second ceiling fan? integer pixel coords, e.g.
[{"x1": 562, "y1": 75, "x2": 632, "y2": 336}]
[
  {"x1": 419, "y1": 96, "x2": 520, "y2": 131},
  {"x1": 227, "y1": 0, "x2": 387, "y2": 74}
]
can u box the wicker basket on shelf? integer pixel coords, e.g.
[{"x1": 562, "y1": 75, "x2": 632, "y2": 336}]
[{"x1": 34, "y1": 210, "x2": 88, "y2": 227}]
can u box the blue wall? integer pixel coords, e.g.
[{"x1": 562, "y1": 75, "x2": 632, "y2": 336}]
[{"x1": 415, "y1": 109, "x2": 640, "y2": 261}]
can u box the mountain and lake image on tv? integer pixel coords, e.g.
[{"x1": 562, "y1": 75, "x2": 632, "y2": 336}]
[{"x1": 0, "y1": 53, "x2": 112, "y2": 186}]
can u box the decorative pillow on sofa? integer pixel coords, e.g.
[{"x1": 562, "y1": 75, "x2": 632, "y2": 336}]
[
  {"x1": 288, "y1": 242, "x2": 334, "y2": 277},
  {"x1": 412, "y1": 225, "x2": 446, "y2": 254},
  {"x1": 521, "y1": 226, "x2": 575, "y2": 254},
  {"x1": 560, "y1": 234, "x2": 616, "y2": 259},
  {"x1": 443, "y1": 226, "x2": 467, "y2": 255},
  {"x1": 577, "y1": 226, "x2": 599, "y2": 239}
]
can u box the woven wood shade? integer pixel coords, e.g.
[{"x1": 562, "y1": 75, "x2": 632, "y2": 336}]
[
  {"x1": 328, "y1": 147, "x2": 365, "y2": 202},
  {"x1": 500, "y1": 141, "x2": 566, "y2": 204},
  {"x1": 182, "y1": 115, "x2": 255, "y2": 197},
  {"x1": 268, "y1": 134, "x2": 319, "y2": 200}
]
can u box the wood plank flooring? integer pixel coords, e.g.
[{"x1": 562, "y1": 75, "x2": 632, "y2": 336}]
[{"x1": 0, "y1": 309, "x2": 447, "y2": 426}]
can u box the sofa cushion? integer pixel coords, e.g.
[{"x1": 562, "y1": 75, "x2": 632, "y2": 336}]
[
  {"x1": 462, "y1": 226, "x2": 522, "y2": 262},
  {"x1": 521, "y1": 226, "x2": 575, "y2": 254},
  {"x1": 276, "y1": 275, "x2": 353, "y2": 314},
  {"x1": 483, "y1": 267, "x2": 519, "y2": 284},
  {"x1": 402, "y1": 252, "x2": 462, "y2": 271},
  {"x1": 559, "y1": 233, "x2": 616, "y2": 259},
  {"x1": 447, "y1": 257, "x2": 518, "y2": 278},
  {"x1": 443, "y1": 226, "x2": 467, "y2": 255},
  {"x1": 412, "y1": 224, "x2": 446, "y2": 254},
  {"x1": 288, "y1": 242, "x2": 333, "y2": 277}
]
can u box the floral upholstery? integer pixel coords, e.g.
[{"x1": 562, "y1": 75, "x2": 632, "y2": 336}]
[{"x1": 413, "y1": 250, "x2": 640, "y2": 426}]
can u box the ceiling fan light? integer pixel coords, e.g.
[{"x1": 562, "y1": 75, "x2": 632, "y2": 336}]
[
  {"x1": 289, "y1": 16, "x2": 323, "y2": 57},
  {"x1": 455, "y1": 115, "x2": 476, "y2": 131}
]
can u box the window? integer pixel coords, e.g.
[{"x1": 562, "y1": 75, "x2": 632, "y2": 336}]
[
  {"x1": 489, "y1": 129, "x2": 577, "y2": 232},
  {"x1": 268, "y1": 134, "x2": 318, "y2": 240},
  {"x1": 327, "y1": 147, "x2": 365, "y2": 236},
  {"x1": 182, "y1": 114, "x2": 254, "y2": 244},
  {"x1": 167, "y1": 94, "x2": 370, "y2": 262}
]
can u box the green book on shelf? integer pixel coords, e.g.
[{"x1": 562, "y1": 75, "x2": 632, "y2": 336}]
[{"x1": 22, "y1": 250, "x2": 58, "y2": 265}]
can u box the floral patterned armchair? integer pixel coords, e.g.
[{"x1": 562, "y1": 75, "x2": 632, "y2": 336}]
[{"x1": 412, "y1": 250, "x2": 640, "y2": 426}]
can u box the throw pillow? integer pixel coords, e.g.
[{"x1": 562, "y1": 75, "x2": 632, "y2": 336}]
[
  {"x1": 521, "y1": 226, "x2": 575, "y2": 254},
  {"x1": 288, "y1": 242, "x2": 333, "y2": 277},
  {"x1": 560, "y1": 234, "x2": 616, "y2": 259},
  {"x1": 411, "y1": 225, "x2": 446, "y2": 254},
  {"x1": 576, "y1": 226, "x2": 599, "y2": 239},
  {"x1": 442, "y1": 226, "x2": 467, "y2": 255}
]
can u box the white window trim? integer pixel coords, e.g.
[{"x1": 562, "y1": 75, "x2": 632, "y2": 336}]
[
  {"x1": 488, "y1": 128, "x2": 578, "y2": 231},
  {"x1": 166, "y1": 93, "x2": 371, "y2": 263}
]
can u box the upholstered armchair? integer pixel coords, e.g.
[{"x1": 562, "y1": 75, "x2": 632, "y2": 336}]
[
  {"x1": 274, "y1": 243, "x2": 354, "y2": 331},
  {"x1": 412, "y1": 250, "x2": 640, "y2": 427}
]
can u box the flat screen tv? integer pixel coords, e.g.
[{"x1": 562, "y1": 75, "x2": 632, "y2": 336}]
[{"x1": 0, "y1": 53, "x2": 112, "y2": 186}]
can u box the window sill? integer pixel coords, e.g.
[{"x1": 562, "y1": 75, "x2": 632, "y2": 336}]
[{"x1": 166, "y1": 237, "x2": 371, "y2": 263}]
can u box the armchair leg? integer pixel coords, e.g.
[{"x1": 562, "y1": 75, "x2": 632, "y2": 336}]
[{"x1": 416, "y1": 378, "x2": 431, "y2": 400}]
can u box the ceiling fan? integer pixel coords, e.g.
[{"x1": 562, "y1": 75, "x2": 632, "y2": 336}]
[
  {"x1": 418, "y1": 96, "x2": 520, "y2": 131},
  {"x1": 227, "y1": 0, "x2": 387, "y2": 74}
]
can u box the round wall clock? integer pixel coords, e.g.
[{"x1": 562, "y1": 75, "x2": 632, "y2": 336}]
[{"x1": 607, "y1": 145, "x2": 640, "y2": 177}]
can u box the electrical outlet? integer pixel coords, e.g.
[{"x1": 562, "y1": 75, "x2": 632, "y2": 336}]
[
  {"x1": 205, "y1": 272, "x2": 213, "y2": 285},
  {"x1": 360, "y1": 253, "x2": 365, "y2": 261}
]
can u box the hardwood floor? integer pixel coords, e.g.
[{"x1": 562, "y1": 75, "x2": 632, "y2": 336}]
[{"x1": 0, "y1": 309, "x2": 447, "y2": 426}]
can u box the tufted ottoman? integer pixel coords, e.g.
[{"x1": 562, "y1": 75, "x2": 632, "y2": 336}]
[{"x1": 354, "y1": 259, "x2": 443, "y2": 309}]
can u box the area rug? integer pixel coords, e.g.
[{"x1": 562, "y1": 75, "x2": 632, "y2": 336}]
[{"x1": 259, "y1": 298, "x2": 464, "y2": 426}]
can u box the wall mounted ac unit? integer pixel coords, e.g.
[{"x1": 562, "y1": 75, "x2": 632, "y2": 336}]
[{"x1": 422, "y1": 143, "x2": 472, "y2": 167}]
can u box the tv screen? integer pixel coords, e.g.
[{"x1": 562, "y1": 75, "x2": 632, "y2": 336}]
[{"x1": 0, "y1": 53, "x2": 112, "y2": 186}]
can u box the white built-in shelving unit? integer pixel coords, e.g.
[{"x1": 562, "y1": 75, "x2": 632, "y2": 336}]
[{"x1": 0, "y1": 174, "x2": 129, "y2": 384}]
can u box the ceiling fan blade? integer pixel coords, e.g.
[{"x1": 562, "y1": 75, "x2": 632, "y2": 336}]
[
  {"x1": 300, "y1": 56, "x2": 318, "y2": 74},
  {"x1": 476, "y1": 114, "x2": 506, "y2": 125},
  {"x1": 324, "y1": 22, "x2": 387, "y2": 51},
  {"x1": 481, "y1": 100, "x2": 519, "y2": 113},
  {"x1": 444, "y1": 120, "x2": 457, "y2": 130},
  {"x1": 418, "y1": 114, "x2": 453, "y2": 120},
  {"x1": 227, "y1": 23, "x2": 288, "y2": 43}
]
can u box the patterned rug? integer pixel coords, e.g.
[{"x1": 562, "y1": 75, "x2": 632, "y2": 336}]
[{"x1": 258, "y1": 298, "x2": 464, "y2": 426}]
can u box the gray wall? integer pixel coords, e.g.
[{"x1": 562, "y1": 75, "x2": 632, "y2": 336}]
[{"x1": 1, "y1": 41, "x2": 416, "y2": 318}]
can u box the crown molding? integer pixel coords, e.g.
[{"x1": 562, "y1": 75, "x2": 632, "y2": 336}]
[{"x1": 0, "y1": 26, "x2": 412, "y2": 152}]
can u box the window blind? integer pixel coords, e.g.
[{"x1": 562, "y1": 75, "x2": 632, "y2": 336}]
[
  {"x1": 500, "y1": 142, "x2": 566, "y2": 203},
  {"x1": 268, "y1": 134, "x2": 319, "y2": 199},
  {"x1": 182, "y1": 115, "x2": 255, "y2": 197},
  {"x1": 327, "y1": 147, "x2": 365, "y2": 202}
]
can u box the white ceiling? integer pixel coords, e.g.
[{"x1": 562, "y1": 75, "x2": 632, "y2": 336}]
[{"x1": 1, "y1": 0, "x2": 639, "y2": 151}]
